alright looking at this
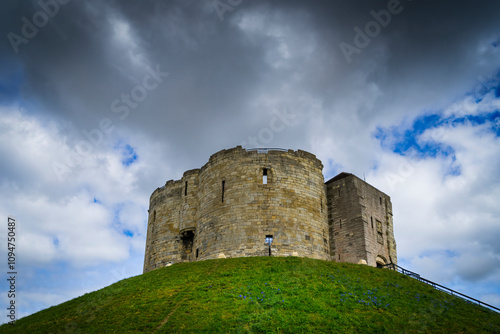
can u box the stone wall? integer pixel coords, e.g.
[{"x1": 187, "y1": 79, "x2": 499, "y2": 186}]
[
  {"x1": 144, "y1": 180, "x2": 183, "y2": 272},
  {"x1": 143, "y1": 147, "x2": 397, "y2": 273},
  {"x1": 144, "y1": 146, "x2": 330, "y2": 273},
  {"x1": 194, "y1": 147, "x2": 329, "y2": 262},
  {"x1": 326, "y1": 173, "x2": 397, "y2": 267},
  {"x1": 326, "y1": 173, "x2": 367, "y2": 264}
]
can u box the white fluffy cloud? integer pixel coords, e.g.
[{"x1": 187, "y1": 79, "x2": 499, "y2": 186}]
[{"x1": 363, "y1": 93, "x2": 500, "y2": 301}]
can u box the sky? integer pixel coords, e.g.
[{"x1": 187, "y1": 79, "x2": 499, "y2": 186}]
[{"x1": 0, "y1": 0, "x2": 499, "y2": 321}]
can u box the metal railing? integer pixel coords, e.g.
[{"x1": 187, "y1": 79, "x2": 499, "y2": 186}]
[{"x1": 380, "y1": 263, "x2": 500, "y2": 313}]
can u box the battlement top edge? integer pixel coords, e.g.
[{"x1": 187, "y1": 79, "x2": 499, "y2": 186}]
[
  {"x1": 151, "y1": 146, "x2": 324, "y2": 199},
  {"x1": 150, "y1": 179, "x2": 182, "y2": 198},
  {"x1": 326, "y1": 172, "x2": 391, "y2": 199},
  {"x1": 204, "y1": 146, "x2": 321, "y2": 167}
]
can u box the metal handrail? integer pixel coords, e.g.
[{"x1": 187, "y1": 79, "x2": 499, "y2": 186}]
[{"x1": 380, "y1": 263, "x2": 500, "y2": 313}]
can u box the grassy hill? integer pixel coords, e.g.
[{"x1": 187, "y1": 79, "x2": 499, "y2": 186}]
[{"x1": 2, "y1": 257, "x2": 500, "y2": 333}]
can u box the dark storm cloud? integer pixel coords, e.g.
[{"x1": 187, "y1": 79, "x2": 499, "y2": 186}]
[
  {"x1": 0, "y1": 0, "x2": 498, "y2": 178},
  {"x1": 3, "y1": 1, "x2": 499, "y2": 145}
]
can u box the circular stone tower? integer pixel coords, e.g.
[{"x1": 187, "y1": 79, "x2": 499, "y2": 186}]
[{"x1": 143, "y1": 146, "x2": 329, "y2": 272}]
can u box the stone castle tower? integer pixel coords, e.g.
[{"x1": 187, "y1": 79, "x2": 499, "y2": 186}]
[{"x1": 143, "y1": 146, "x2": 397, "y2": 273}]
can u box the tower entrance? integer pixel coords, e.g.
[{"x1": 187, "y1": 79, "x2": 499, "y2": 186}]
[{"x1": 180, "y1": 229, "x2": 195, "y2": 261}]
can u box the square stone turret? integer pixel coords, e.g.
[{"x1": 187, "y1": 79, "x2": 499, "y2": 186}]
[{"x1": 326, "y1": 172, "x2": 397, "y2": 267}]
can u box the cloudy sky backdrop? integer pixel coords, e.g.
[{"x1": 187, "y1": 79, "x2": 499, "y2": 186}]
[{"x1": 1, "y1": 0, "x2": 500, "y2": 320}]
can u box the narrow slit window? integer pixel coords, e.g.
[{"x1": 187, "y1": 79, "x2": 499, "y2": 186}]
[
  {"x1": 339, "y1": 219, "x2": 342, "y2": 228},
  {"x1": 153, "y1": 210, "x2": 156, "y2": 222},
  {"x1": 379, "y1": 197, "x2": 382, "y2": 205},
  {"x1": 265, "y1": 235, "x2": 273, "y2": 256},
  {"x1": 371, "y1": 216, "x2": 373, "y2": 228},
  {"x1": 185, "y1": 181, "x2": 188, "y2": 196},
  {"x1": 196, "y1": 248, "x2": 199, "y2": 258},
  {"x1": 221, "y1": 180, "x2": 225, "y2": 203},
  {"x1": 338, "y1": 189, "x2": 341, "y2": 196},
  {"x1": 263, "y1": 168, "x2": 268, "y2": 184}
]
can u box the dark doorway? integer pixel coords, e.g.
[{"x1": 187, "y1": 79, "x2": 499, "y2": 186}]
[{"x1": 180, "y1": 230, "x2": 195, "y2": 261}]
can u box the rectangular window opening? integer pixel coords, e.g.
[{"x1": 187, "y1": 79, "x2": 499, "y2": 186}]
[
  {"x1": 185, "y1": 181, "x2": 188, "y2": 196},
  {"x1": 263, "y1": 168, "x2": 268, "y2": 184},
  {"x1": 371, "y1": 216, "x2": 373, "y2": 228},
  {"x1": 221, "y1": 180, "x2": 225, "y2": 203},
  {"x1": 153, "y1": 210, "x2": 156, "y2": 222},
  {"x1": 379, "y1": 197, "x2": 382, "y2": 205},
  {"x1": 265, "y1": 235, "x2": 273, "y2": 256},
  {"x1": 196, "y1": 248, "x2": 199, "y2": 258}
]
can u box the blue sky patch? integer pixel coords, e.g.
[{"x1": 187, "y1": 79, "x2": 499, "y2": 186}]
[
  {"x1": 375, "y1": 110, "x2": 500, "y2": 160},
  {"x1": 112, "y1": 204, "x2": 136, "y2": 238},
  {"x1": 115, "y1": 142, "x2": 138, "y2": 166},
  {"x1": 374, "y1": 113, "x2": 455, "y2": 159}
]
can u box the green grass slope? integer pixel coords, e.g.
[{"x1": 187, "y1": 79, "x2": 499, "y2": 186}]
[{"x1": 2, "y1": 257, "x2": 500, "y2": 333}]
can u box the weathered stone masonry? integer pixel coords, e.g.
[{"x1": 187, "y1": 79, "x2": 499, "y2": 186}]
[{"x1": 143, "y1": 146, "x2": 397, "y2": 273}]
